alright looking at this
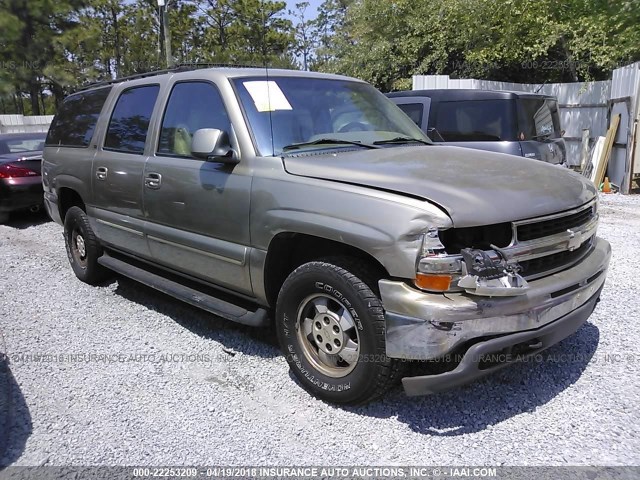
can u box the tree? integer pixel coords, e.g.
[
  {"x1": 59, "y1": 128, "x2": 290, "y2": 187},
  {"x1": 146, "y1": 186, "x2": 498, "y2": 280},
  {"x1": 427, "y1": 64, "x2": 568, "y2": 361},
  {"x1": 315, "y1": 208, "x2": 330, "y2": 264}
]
[
  {"x1": 313, "y1": 0, "x2": 640, "y2": 90},
  {"x1": 0, "y1": 0, "x2": 86, "y2": 113},
  {"x1": 197, "y1": 0, "x2": 295, "y2": 66},
  {"x1": 289, "y1": 2, "x2": 314, "y2": 70},
  {"x1": 311, "y1": 0, "x2": 352, "y2": 70}
]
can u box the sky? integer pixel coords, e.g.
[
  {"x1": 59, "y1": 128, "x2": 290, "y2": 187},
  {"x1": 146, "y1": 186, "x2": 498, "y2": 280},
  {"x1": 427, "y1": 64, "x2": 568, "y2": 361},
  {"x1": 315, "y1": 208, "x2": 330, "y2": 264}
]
[{"x1": 286, "y1": 0, "x2": 323, "y2": 20}]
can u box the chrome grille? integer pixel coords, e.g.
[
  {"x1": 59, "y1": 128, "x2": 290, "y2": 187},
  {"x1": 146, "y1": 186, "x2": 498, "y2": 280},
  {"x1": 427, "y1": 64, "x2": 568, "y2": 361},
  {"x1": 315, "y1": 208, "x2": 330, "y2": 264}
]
[
  {"x1": 518, "y1": 239, "x2": 593, "y2": 278},
  {"x1": 516, "y1": 203, "x2": 595, "y2": 241}
]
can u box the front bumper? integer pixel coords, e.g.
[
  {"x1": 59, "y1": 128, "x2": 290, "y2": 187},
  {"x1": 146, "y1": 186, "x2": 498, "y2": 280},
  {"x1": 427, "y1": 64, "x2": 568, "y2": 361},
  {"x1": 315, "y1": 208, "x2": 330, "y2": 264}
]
[
  {"x1": 401, "y1": 286, "x2": 602, "y2": 395},
  {"x1": 0, "y1": 176, "x2": 43, "y2": 213},
  {"x1": 380, "y1": 237, "x2": 610, "y2": 361}
]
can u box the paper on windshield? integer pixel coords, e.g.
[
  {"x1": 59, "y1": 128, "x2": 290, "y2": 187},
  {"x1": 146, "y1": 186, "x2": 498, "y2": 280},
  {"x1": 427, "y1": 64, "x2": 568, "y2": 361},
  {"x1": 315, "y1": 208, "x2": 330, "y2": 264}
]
[{"x1": 243, "y1": 81, "x2": 293, "y2": 112}]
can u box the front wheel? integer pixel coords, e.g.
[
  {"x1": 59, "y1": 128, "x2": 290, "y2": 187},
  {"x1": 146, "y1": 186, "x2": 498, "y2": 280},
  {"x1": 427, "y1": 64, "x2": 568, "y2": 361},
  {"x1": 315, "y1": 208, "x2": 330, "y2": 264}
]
[
  {"x1": 275, "y1": 258, "x2": 401, "y2": 404},
  {"x1": 64, "y1": 206, "x2": 109, "y2": 285}
]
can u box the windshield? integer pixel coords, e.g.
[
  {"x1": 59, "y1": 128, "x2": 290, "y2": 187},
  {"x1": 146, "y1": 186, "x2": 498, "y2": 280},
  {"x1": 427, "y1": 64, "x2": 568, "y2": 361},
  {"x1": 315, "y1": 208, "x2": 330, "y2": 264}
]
[
  {"x1": 430, "y1": 99, "x2": 517, "y2": 142},
  {"x1": 232, "y1": 76, "x2": 429, "y2": 156}
]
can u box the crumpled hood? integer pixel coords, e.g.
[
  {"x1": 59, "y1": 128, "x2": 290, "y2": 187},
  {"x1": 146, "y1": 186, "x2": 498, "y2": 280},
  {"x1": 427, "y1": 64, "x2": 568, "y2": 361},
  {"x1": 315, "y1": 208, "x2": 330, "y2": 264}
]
[{"x1": 283, "y1": 145, "x2": 596, "y2": 227}]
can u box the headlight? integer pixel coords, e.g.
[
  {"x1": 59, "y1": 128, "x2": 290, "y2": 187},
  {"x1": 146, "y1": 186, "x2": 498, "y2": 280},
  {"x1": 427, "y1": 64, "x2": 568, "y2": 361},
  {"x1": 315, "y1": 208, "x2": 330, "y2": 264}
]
[{"x1": 415, "y1": 227, "x2": 463, "y2": 292}]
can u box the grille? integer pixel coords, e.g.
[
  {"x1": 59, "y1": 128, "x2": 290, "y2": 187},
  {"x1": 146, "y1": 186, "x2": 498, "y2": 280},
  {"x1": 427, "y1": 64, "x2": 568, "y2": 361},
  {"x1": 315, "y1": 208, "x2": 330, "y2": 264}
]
[
  {"x1": 517, "y1": 205, "x2": 595, "y2": 242},
  {"x1": 518, "y1": 240, "x2": 592, "y2": 278}
]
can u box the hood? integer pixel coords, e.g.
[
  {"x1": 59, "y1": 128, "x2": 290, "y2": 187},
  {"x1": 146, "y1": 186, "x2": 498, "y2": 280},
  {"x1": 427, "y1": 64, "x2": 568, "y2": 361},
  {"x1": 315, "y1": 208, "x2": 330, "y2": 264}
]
[{"x1": 283, "y1": 145, "x2": 596, "y2": 227}]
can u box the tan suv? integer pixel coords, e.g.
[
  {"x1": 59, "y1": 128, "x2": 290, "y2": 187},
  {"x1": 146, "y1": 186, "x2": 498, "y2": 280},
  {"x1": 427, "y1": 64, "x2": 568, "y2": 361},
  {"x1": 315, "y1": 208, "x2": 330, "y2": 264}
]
[{"x1": 43, "y1": 67, "x2": 610, "y2": 404}]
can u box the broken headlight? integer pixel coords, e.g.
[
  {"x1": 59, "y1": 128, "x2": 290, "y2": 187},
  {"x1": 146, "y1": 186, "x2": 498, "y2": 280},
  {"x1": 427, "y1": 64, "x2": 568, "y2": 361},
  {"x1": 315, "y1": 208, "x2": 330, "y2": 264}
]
[
  {"x1": 415, "y1": 228, "x2": 529, "y2": 296},
  {"x1": 415, "y1": 227, "x2": 464, "y2": 292}
]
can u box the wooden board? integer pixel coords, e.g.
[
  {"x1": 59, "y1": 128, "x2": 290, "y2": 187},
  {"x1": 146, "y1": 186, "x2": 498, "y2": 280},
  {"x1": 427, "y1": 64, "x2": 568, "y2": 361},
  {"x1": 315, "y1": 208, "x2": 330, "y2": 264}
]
[
  {"x1": 579, "y1": 129, "x2": 590, "y2": 172},
  {"x1": 593, "y1": 114, "x2": 621, "y2": 187},
  {"x1": 628, "y1": 120, "x2": 638, "y2": 192},
  {"x1": 585, "y1": 136, "x2": 606, "y2": 183}
]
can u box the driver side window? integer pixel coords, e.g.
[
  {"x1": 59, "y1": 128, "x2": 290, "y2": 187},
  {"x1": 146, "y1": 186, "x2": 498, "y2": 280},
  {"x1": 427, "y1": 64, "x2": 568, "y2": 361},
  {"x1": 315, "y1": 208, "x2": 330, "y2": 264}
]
[{"x1": 158, "y1": 82, "x2": 231, "y2": 157}]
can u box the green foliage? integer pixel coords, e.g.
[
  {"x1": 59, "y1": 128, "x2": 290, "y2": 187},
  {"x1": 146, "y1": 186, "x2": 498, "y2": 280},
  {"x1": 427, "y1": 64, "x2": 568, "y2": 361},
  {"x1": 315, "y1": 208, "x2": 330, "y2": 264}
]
[
  {"x1": 0, "y1": 0, "x2": 638, "y2": 112},
  {"x1": 315, "y1": 0, "x2": 640, "y2": 90},
  {"x1": 0, "y1": 0, "x2": 295, "y2": 113}
]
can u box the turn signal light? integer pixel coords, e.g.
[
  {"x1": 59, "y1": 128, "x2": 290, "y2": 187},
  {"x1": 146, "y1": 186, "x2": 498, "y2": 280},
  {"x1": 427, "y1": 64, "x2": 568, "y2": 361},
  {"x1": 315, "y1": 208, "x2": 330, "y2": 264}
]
[{"x1": 415, "y1": 273, "x2": 452, "y2": 292}]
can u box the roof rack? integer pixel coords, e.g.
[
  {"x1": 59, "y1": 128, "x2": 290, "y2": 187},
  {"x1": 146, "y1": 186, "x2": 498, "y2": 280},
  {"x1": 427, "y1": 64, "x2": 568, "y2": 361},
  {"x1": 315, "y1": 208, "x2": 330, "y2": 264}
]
[{"x1": 75, "y1": 62, "x2": 266, "y2": 92}]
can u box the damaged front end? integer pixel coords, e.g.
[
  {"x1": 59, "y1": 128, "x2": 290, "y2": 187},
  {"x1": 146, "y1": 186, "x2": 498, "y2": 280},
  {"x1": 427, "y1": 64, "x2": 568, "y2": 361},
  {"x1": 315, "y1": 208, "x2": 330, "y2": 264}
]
[
  {"x1": 380, "y1": 199, "x2": 610, "y2": 388},
  {"x1": 414, "y1": 225, "x2": 529, "y2": 298},
  {"x1": 457, "y1": 248, "x2": 529, "y2": 296}
]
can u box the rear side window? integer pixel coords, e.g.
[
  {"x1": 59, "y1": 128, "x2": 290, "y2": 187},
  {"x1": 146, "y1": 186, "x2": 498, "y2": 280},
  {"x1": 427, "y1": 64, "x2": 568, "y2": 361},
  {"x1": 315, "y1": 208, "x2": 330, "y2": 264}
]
[
  {"x1": 45, "y1": 87, "x2": 112, "y2": 147},
  {"x1": 518, "y1": 98, "x2": 561, "y2": 140},
  {"x1": 431, "y1": 100, "x2": 517, "y2": 142},
  {"x1": 158, "y1": 82, "x2": 231, "y2": 157},
  {"x1": 105, "y1": 85, "x2": 160, "y2": 154},
  {"x1": 397, "y1": 103, "x2": 423, "y2": 127}
]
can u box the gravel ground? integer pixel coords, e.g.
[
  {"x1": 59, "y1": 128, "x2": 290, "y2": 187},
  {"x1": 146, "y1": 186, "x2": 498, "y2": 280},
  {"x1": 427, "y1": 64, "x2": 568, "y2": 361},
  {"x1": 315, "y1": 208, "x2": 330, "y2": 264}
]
[{"x1": 0, "y1": 194, "x2": 639, "y2": 467}]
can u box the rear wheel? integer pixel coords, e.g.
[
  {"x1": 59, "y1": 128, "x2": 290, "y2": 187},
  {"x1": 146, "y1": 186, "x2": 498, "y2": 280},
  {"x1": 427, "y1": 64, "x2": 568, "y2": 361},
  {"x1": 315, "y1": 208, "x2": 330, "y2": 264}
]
[
  {"x1": 64, "y1": 206, "x2": 109, "y2": 285},
  {"x1": 276, "y1": 257, "x2": 402, "y2": 404}
]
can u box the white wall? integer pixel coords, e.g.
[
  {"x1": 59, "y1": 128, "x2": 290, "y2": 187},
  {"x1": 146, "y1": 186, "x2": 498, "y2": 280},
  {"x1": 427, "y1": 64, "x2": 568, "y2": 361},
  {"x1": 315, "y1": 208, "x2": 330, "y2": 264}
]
[{"x1": 0, "y1": 114, "x2": 54, "y2": 134}]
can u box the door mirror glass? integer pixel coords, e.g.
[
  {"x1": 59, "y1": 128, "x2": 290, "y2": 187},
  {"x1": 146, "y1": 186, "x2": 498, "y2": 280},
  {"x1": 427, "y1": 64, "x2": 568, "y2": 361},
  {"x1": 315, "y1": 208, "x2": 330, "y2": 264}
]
[{"x1": 191, "y1": 129, "x2": 238, "y2": 164}]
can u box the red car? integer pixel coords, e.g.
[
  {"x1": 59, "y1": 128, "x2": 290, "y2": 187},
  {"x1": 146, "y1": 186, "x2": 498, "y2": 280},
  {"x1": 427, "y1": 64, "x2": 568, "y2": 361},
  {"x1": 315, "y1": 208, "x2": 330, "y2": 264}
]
[{"x1": 0, "y1": 132, "x2": 46, "y2": 223}]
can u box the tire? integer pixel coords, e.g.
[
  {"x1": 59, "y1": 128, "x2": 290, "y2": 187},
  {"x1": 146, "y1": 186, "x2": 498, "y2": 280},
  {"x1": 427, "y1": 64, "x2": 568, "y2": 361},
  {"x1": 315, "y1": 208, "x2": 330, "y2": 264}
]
[
  {"x1": 0, "y1": 213, "x2": 8, "y2": 224},
  {"x1": 63, "y1": 206, "x2": 109, "y2": 285},
  {"x1": 275, "y1": 257, "x2": 402, "y2": 405}
]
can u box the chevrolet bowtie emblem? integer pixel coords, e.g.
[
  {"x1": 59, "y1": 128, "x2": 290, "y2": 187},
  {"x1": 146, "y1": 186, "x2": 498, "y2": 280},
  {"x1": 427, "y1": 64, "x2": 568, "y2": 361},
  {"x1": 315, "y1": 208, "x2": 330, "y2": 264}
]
[{"x1": 567, "y1": 229, "x2": 582, "y2": 251}]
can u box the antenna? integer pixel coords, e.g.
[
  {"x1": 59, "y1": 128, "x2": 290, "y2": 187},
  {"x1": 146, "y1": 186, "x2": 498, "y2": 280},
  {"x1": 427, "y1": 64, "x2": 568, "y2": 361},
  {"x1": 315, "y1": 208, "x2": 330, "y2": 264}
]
[{"x1": 262, "y1": 0, "x2": 275, "y2": 156}]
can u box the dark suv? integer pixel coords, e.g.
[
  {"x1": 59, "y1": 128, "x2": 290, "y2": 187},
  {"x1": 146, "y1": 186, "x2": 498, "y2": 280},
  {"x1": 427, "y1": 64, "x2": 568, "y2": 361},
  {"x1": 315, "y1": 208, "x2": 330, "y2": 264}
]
[{"x1": 387, "y1": 89, "x2": 567, "y2": 165}]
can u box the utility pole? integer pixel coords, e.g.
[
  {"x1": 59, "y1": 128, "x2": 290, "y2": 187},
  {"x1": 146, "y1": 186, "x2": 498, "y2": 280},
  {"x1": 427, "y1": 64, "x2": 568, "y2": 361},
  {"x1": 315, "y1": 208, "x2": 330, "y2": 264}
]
[{"x1": 158, "y1": 0, "x2": 174, "y2": 68}]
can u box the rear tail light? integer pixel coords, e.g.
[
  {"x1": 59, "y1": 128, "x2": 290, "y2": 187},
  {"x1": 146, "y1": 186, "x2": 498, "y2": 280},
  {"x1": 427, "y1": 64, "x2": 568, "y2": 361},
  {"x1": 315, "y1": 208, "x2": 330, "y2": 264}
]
[{"x1": 0, "y1": 164, "x2": 39, "y2": 179}]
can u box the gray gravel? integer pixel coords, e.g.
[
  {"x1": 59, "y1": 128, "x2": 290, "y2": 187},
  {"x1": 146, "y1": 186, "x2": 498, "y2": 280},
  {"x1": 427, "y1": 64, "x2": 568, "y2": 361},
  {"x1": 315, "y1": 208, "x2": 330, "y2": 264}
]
[{"x1": 0, "y1": 194, "x2": 639, "y2": 467}]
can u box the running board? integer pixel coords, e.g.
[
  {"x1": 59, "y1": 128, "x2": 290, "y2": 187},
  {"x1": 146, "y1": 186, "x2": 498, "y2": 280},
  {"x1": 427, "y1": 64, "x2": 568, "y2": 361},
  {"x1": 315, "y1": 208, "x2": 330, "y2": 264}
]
[{"x1": 98, "y1": 254, "x2": 269, "y2": 327}]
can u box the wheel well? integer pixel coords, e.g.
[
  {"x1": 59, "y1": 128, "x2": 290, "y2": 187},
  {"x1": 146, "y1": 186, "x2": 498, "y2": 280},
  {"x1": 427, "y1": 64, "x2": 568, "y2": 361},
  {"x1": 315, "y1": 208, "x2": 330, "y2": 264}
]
[
  {"x1": 263, "y1": 233, "x2": 389, "y2": 307},
  {"x1": 58, "y1": 188, "x2": 85, "y2": 221}
]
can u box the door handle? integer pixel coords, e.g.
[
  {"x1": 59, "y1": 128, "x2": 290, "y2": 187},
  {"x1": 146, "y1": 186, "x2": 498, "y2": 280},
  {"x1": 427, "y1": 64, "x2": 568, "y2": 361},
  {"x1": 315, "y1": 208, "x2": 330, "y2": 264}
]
[
  {"x1": 145, "y1": 172, "x2": 162, "y2": 189},
  {"x1": 96, "y1": 166, "x2": 108, "y2": 181}
]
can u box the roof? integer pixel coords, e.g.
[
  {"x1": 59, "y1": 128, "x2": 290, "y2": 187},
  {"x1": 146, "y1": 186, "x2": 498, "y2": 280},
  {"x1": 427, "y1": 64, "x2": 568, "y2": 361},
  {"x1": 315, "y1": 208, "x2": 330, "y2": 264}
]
[
  {"x1": 75, "y1": 65, "x2": 361, "y2": 94},
  {"x1": 387, "y1": 88, "x2": 555, "y2": 101}
]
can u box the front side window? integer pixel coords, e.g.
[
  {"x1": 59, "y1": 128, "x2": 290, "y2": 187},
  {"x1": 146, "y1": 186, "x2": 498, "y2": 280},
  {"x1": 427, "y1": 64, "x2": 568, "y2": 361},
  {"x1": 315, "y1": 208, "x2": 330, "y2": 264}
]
[
  {"x1": 431, "y1": 100, "x2": 517, "y2": 142},
  {"x1": 158, "y1": 82, "x2": 231, "y2": 157},
  {"x1": 105, "y1": 85, "x2": 159, "y2": 154},
  {"x1": 232, "y1": 77, "x2": 428, "y2": 156},
  {"x1": 46, "y1": 87, "x2": 112, "y2": 147}
]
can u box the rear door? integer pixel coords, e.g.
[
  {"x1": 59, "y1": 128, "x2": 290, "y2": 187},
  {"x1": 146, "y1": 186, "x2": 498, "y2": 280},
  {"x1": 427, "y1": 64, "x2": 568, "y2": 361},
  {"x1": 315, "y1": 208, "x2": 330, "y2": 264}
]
[
  {"x1": 142, "y1": 81, "x2": 252, "y2": 294},
  {"x1": 92, "y1": 84, "x2": 160, "y2": 258}
]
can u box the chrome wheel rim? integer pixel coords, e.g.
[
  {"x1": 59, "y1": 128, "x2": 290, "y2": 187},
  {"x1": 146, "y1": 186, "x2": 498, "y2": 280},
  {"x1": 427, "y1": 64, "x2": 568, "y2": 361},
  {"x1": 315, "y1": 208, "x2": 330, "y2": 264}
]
[
  {"x1": 296, "y1": 293, "x2": 360, "y2": 378},
  {"x1": 72, "y1": 229, "x2": 87, "y2": 267}
]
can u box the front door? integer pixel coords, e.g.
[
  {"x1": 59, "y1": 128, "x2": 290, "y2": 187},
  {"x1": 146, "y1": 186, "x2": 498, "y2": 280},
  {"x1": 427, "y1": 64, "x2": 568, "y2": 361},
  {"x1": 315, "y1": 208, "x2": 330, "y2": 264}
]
[{"x1": 142, "y1": 81, "x2": 252, "y2": 294}]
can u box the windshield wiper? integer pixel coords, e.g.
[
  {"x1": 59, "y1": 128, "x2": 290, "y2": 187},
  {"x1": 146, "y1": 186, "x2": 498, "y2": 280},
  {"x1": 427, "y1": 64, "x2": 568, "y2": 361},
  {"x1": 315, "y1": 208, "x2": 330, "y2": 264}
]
[
  {"x1": 282, "y1": 138, "x2": 380, "y2": 152},
  {"x1": 373, "y1": 136, "x2": 432, "y2": 146}
]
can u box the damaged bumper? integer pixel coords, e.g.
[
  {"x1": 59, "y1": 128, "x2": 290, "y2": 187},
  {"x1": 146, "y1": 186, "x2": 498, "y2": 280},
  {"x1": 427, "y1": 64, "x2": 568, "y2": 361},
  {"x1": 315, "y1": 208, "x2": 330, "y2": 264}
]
[{"x1": 379, "y1": 236, "x2": 611, "y2": 393}]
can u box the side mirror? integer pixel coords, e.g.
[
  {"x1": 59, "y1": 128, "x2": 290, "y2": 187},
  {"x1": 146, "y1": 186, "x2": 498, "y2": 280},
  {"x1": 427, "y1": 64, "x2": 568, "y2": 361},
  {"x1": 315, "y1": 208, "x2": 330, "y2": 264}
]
[{"x1": 191, "y1": 128, "x2": 239, "y2": 164}]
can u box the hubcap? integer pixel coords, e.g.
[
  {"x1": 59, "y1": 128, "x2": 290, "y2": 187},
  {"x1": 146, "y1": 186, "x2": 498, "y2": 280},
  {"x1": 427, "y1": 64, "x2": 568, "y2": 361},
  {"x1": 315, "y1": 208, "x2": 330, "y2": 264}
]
[
  {"x1": 72, "y1": 229, "x2": 87, "y2": 266},
  {"x1": 296, "y1": 294, "x2": 360, "y2": 378},
  {"x1": 76, "y1": 235, "x2": 86, "y2": 258}
]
